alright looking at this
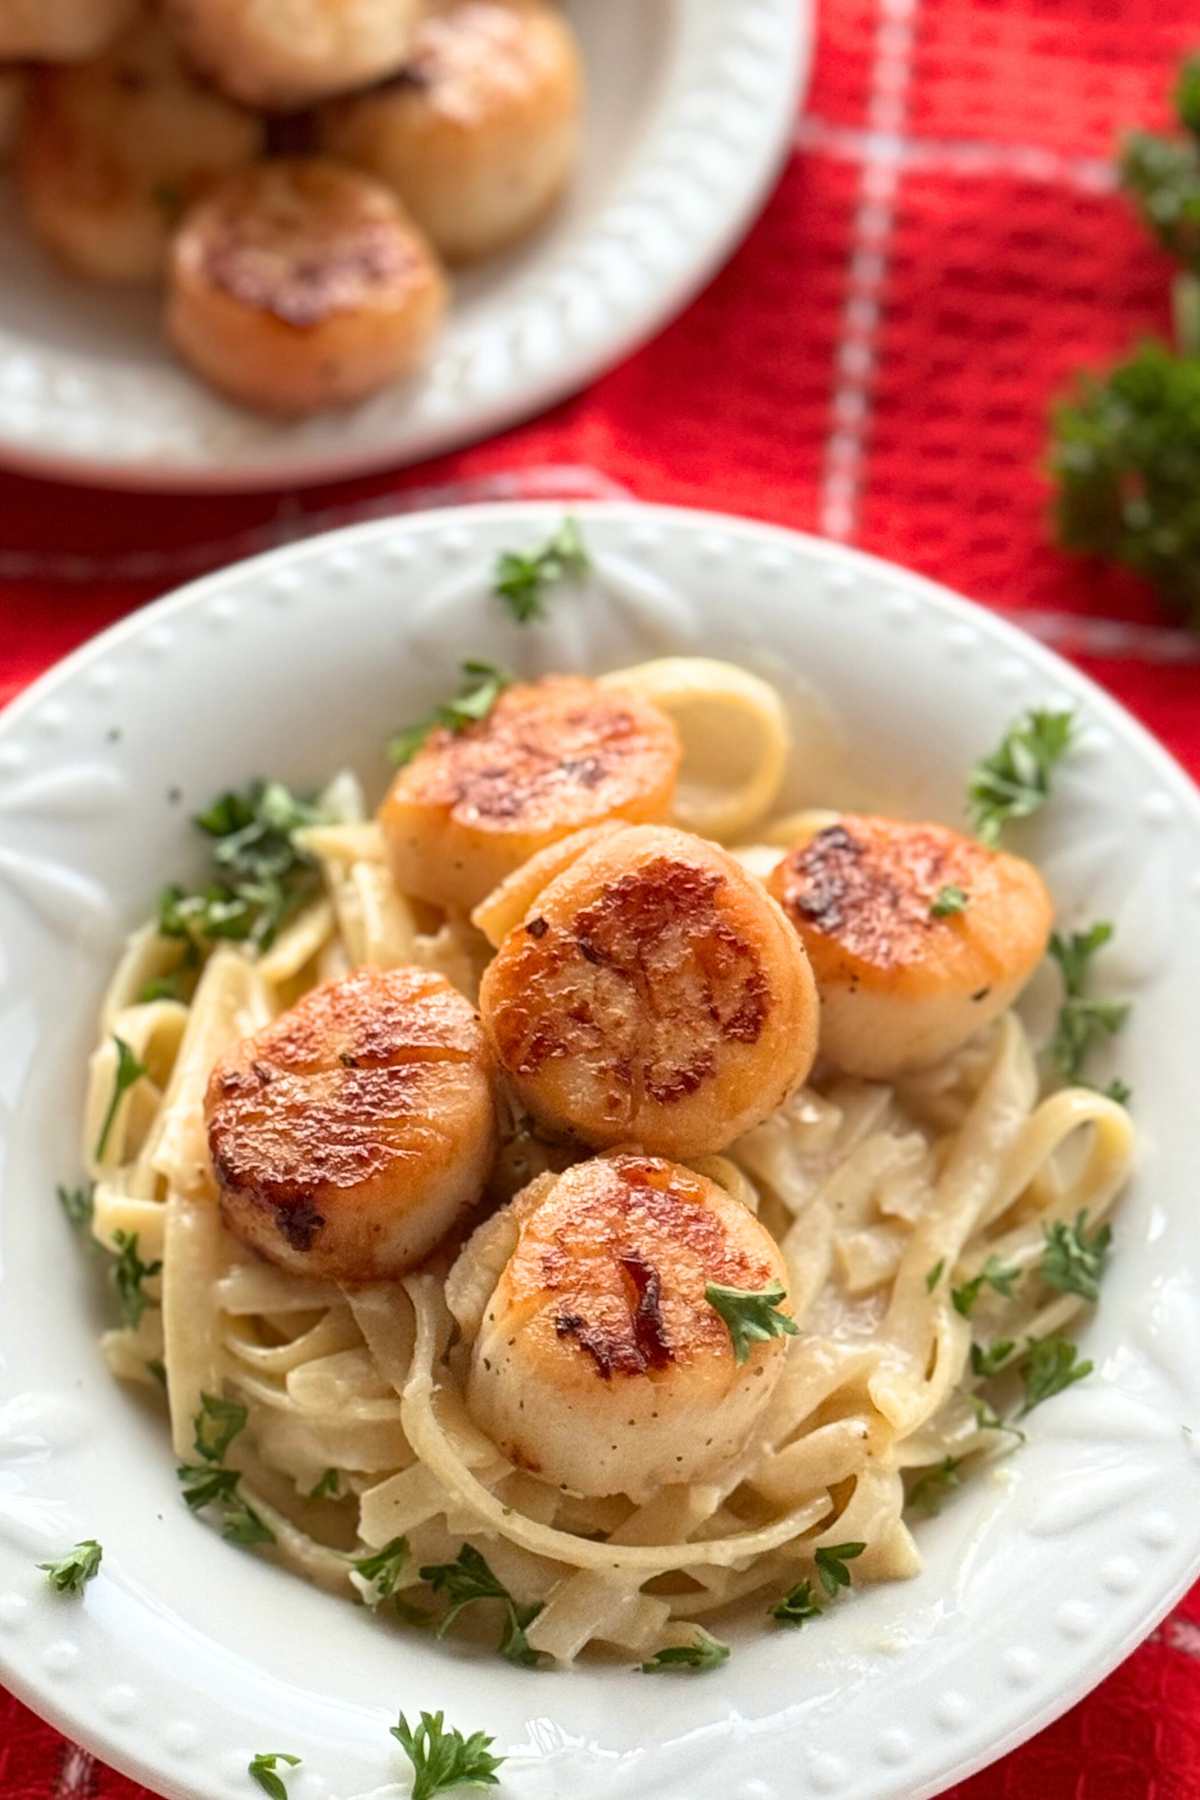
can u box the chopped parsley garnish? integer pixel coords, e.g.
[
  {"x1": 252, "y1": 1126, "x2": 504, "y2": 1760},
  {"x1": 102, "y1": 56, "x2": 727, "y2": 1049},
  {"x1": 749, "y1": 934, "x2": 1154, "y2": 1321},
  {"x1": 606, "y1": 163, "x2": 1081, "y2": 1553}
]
[
  {"x1": 494, "y1": 517, "x2": 589, "y2": 622},
  {"x1": 248, "y1": 1753, "x2": 301, "y2": 1800},
  {"x1": 38, "y1": 1539, "x2": 102, "y2": 1595},
  {"x1": 814, "y1": 1541, "x2": 866, "y2": 1597},
  {"x1": 193, "y1": 1392, "x2": 248, "y2": 1463},
  {"x1": 1041, "y1": 1210, "x2": 1112, "y2": 1303},
  {"x1": 155, "y1": 779, "x2": 327, "y2": 958},
  {"x1": 110, "y1": 1230, "x2": 162, "y2": 1329},
  {"x1": 388, "y1": 661, "x2": 511, "y2": 767},
  {"x1": 1018, "y1": 1336, "x2": 1093, "y2": 1417},
  {"x1": 352, "y1": 1535, "x2": 410, "y2": 1606},
  {"x1": 177, "y1": 1463, "x2": 242, "y2": 1512},
  {"x1": 1106, "y1": 1077, "x2": 1133, "y2": 1106},
  {"x1": 420, "y1": 1544, "x2": 543, "y2": 1667},
  {"x1": 970, "y1": 1338, "x2": 1016, "y2": 1379},
  {"x1": 94, "y1": 1035, "x2": 148, "y2": 1161},
  {"x1": 930, "y1": 884, "x2": 968, "y2": 918},
  {"x1": 770, "y1": 1578, "x2": 822, "y2": 1627},
  {"x1": 925, "y1": 1259, "x2": 945, "y2": 1294},
  {"x1": 640, "y1": 1629, "x2": 730, "y2": 1673},
  {"x1": 704, "y1": 1280, "x2": 799, "y2": 1364},
  {"x1": 137, "y1": 971, "x2": 189, "y2": 1004},
  {"x1": 147, "y1": 1357, "x2": 167, "y2": 1387},
  {"x1": 951, "y1": 1255, "x2": 1020, "y2": 1319},
  {"x1": 966, "y1": 709, "x2": 1075, "y2": 845},
  {"x1": 390, "y1": 1710, "x2": 504, "y2": 1800},
  {"x1": 57, "y1": 1181, "x2": 94, "y2": 1229},
  {"x1": 1048, "y1": 922, "x2": 1130, "y2": 1084},
  {"x1": 308, "y1": 1468, "x2": 342, "y2": 1500},
  {"x1": 907, "y1": 1456, "x2": 962, "y2": 1517},
  {"x1": 971, "y1": 1395, "x2": 1026, "y2": 1444}
]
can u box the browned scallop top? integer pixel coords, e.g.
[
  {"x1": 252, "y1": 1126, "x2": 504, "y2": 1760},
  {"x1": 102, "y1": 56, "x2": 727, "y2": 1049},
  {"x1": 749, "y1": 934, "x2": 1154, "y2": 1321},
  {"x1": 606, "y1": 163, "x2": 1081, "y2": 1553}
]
[
  {"x1": 387, "y1": 676, "x2": 680, "y2": 837},
  {"x1": 190, "y1": 161, "x2": 422, "y2": 327},
  {"x1": 377, "y1": 1, "x2": 569, "y2": 125},
  {"x1": 770, "y1": 816, "x2": 1006, "y2": 971},
  {"x1": 486, "y1": 851, "x2": 768, "y2": 1119},
  {"x1": 502, "y1": 1155, "x2": 779, "y2": 1378},
  {"x1": 205, "y1": 966, "x2": 486, "y2": 1234}
]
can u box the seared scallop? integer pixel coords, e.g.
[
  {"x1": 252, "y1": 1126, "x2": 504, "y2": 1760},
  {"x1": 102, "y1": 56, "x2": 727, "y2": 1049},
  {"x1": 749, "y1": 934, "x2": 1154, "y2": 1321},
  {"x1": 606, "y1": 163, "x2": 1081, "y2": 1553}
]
[
  {"x1": 17, "y1": 14, "x2": 263, "y2": 282},
  {"x1": 0, "y1": 70, "x2": 24, "y2": 160},
  {"x1": 165, "y1": 159, "x2": 447, "y2": 413},
  {"x1": 319, "y1": 0, "x2": 582, "y2": 263},
  {"x1": 379, "y1": 676, "x2": 681, "y2": 915},
  {"x1": 163, "y1": 0, "x2": 422, "y2": 109},
  {"x1": 768, "y1": 814, "x2": 1053, "y2": 1079},
  {"x1": 479, "y1": 824, "x2": 819, "y2": 1157},
  {"x1": 0, "y1": 0, "x2": 137, "y2": 61},
  {"x1": 205, "y1": 966, "x2": 495, "y2": 1281},
  {"x1": 465, "y1": 1153, "x2": 792, "y2": 1498}
]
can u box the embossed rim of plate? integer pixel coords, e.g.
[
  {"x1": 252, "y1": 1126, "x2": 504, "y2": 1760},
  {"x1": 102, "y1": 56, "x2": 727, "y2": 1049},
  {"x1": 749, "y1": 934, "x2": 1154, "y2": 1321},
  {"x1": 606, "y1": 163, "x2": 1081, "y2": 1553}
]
[
  {"x1": 0, "y1": 0, "x2": 810, "y2": 492},
  {"x1": 2, "y1": 503, "x2": 1200, "y2": 1800}
]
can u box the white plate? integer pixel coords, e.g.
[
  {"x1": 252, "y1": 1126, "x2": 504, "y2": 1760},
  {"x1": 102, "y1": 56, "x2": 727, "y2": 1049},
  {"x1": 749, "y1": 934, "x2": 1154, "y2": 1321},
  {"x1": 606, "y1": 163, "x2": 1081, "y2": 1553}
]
[
  {"x1": 2, "y1": 502, "x2": 1199, "y2": 1800},
  {"x1": 0, "y1": 1, "x2": 809, "y2": 492}
]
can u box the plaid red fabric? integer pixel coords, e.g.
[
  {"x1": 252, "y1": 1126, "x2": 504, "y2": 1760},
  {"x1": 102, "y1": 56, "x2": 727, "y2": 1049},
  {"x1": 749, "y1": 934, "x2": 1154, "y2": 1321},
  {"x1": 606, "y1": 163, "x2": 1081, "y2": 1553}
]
[{"x1": 3, "y1": 0, "x2": 1200, "y2": 1793}]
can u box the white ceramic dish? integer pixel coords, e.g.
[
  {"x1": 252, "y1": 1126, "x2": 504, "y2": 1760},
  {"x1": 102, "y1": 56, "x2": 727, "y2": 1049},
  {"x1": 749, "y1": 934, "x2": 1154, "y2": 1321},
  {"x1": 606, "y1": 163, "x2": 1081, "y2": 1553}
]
[
  {"x1": 2, "y1": 502, "x2": 1199, "y2": 1800},
  {"x1": 0, "y1": 0, "x2": 809, "y2": 492}
]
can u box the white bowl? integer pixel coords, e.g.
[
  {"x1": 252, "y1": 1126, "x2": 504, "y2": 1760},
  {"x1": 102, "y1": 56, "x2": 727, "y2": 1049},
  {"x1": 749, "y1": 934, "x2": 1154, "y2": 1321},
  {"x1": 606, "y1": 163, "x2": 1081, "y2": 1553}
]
[
  {"x1": 0, "y1": 0, "x2": 809, "y2": 491},
  {"x1": 1, "y1": 503, "x2": 1198, "y2": 1800}
]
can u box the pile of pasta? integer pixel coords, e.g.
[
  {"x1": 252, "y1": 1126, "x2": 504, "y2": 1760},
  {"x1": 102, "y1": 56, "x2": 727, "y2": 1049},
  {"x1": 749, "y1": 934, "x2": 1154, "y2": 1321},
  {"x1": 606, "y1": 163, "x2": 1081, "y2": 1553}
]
[
  {"x1": 0, "y1": 0, "x2": 583, "y2": 414},
  {"x1": 82, "y1": 661, "x2": 1135, "y2": 1666}
]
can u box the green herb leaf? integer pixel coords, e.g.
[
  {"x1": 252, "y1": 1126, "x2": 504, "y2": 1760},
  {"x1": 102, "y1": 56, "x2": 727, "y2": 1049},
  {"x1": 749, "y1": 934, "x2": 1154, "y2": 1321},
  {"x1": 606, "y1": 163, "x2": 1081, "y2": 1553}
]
[
  {"x1": 388, "y1": 662, "x2": 511, "y2": 767},
  {"x1": 248, "y1": 1753, "x2": 301, "y2": 1800},
  {"x1": 193, "y1": 1392, "x2": 248, "y2": 1464},
  {"x1": 147, "y1": 1357, "x2": 167, "y2": 1387},
  {"x1": 1018, "y1": 1336, "x2": 1094, "y2": 1418},
  {"x1": 1105, "y1": 1077, "x2": 1133, "y2": 1106},
  {"x1": 109, "y1": 1229, "x2": 162, "y2": 1329},
  {"x1": 494, "y1": 517, "x2": 589, "y2": 623},
  {"x1": 907, "y1": 1456, "x2": 962, "y2": 1517},
  {"x1": 222, "y1": 1499, "x2": 275, "y2": 1546},
  {"x1": 951, "y1": 1255, "x2": 1020, "y2": 1319},
  {"x1": 704, "y1": 1280, "x2": 799, "y2": 1364},
  {"x1": 1121, "y1": 124, "x2": 1200, "y2": 267},
  {"x1": 971, "y1": 1395, "x2": 1027, "y2": 1444},
  {"x1": 138, "y1": 971, "x2": 188, "y2": 1004},
  {"x1": 353, "y1": 1536, "x2": 410, "y2": 1606},
  {"x1": 38, "y1": 1539, "x2": 102, "y2": 1595},
  {"x1": 966, "y1": 710, "x2": 1075, "y2": 845},
  {"x1": 95, "y1": 1035, "x2": 149, "y2": 1161},
  {"x1": 176, "y1": 1462, "x2": 242, "y2": 1513},
  {"x1": 420, "y1": 1544, "x2": 543, "y2": 1667},
  {"x1": 390, "y1": 1710, "x2": 504, "y2": 1800},
  {"x1": 1048, "y1": 923, "x2": 1130, "y2": 1083},
  {"x1": 57, "y1": 1181, "x2": 94, "y2": 1229},
  {"x1": 770, "y1": 1579, "x2": 822, "y2": 1628},
  {"x1": 814, "y1": 1541, "x2": 866, "y2": 1598},
  {"x1": 640, "y1": 1630, "x2": 731, "y2": 1673},
  {"x1": 930, "y1": 884, "x2": 968, "y2": 918},
  {"x1": 970, "y1": 1338, "x2": 1016, "y2": 1379},
  {"x1": 308, "y1": 1468, "x2": 342, "y2": 1500},
  {"x1": 1041, "y1": 1210, "x2": 1112, "y2": 1303},
  {"x1": 925, "y1": 1259, "x2": 945, "y2": 1294}
]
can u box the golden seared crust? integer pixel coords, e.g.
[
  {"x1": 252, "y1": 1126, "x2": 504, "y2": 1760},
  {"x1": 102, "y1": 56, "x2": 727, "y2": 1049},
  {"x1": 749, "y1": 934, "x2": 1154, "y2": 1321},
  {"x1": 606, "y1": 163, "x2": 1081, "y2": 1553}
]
[
  {"x1": 380, "y1": 0, "x2": 569, "y2": 128},
  {"x1": 479, "y1": 824, "x2": 819, "y2": 1156},
  {"x1": 500, "y1": 1155, "x2": 783, "y2": 1381},
  {"x1": 390, "y1": 677, "x2": 680, "y2": 837},
  {"x1": 205, "y1": 966, "x2": 491, "y2": 1262}
]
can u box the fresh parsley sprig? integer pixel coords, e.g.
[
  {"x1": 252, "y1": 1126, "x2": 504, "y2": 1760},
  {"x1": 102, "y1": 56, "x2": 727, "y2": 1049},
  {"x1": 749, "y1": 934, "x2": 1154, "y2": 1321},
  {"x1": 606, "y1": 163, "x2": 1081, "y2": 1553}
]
[
  {"x1": 308, "y1": 1468, "x2": 342, "y2": 1501},
  {"x1": 770, "y1": 1578, "x2": 823, "y2": 1628},
  {"x1": 1048, "y1": 922, "x2": 1130, "y2": 1084},
  {"x1": 193, "y1": 1392, "x2": 248, "y2": 1463},
  {"x1": 814, "y1": 1541, "x2": 866, "y2": 1597},
  {"x1": 704, "y1": 1281, "x2": 799, "y2": 1364},
  {"x1": 971, "y1": 1395, "x2": 1026, "y2": 1445},
  {"x1": 95, "y1": 1035, "x2": 149, "y2": 1162},
  {"x1": 925, "y1": 1259, "x2": 945, "y2": 1293},
  {"x1": 907, "y1": 1456, "x2": 963, "y2": 1517},
  {"x1": 388, "y1": 662, "x2": 511, "y2": 767},
  {"x1": 494, "y1": 517, "x2": 589, "y2": 623},
  {"x1": 420, "y1": 1544, "x2": 543, "y2": 1667},
  {"x1": 966, "y1": 709, "x2": 1075, "y2": 845},
  {"x1": 110, "y1": 1229, "x2": 162, "y2": 1329},
  {"x1": 951, "y1": 1255, "x2": 1020, "y2": 1319},
  {"x1": 38, "y1": 1539, "x2": 102, "y2": 1595},
  {"x1": 930, "y1": 884, "x2": 968, "y2": 918},
  {"x1": 57, "y1": 1181, "x2": 94, "y2": 1229},
  {"x1": 352, "y1": 1536, "x2": 410, "y2": 1607},
  {"x1": 1041, "y1": 1210, "x2": 1112, "y2": 1303},
  {"x1": 970, "y1": 1338, "x2": 1016, "y2": 1379},
  {"x1": 1018, "y1": 1335, "x2": 1093, "y2": 1417},
  {"x1": 390, "y1": 1710, "x2": 504, "y2": 1800},
  {"x1": 248, "y1": 1753, "x2": 302, "y2": 1800},
  {"x1": 177, "y1": 1395, "x2": 274, "y2": 1546},
  {"x1": 640, "y1": 1629, "x2": 730, "y2": 1673}
]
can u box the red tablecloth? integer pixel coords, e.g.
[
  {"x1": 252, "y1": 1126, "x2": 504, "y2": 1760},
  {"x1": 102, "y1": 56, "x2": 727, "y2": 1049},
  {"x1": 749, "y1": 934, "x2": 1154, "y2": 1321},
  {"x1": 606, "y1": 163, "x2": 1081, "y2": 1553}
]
[{"x1": 3, "y1": 0, "x2": 1200, "y2": 1794}]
